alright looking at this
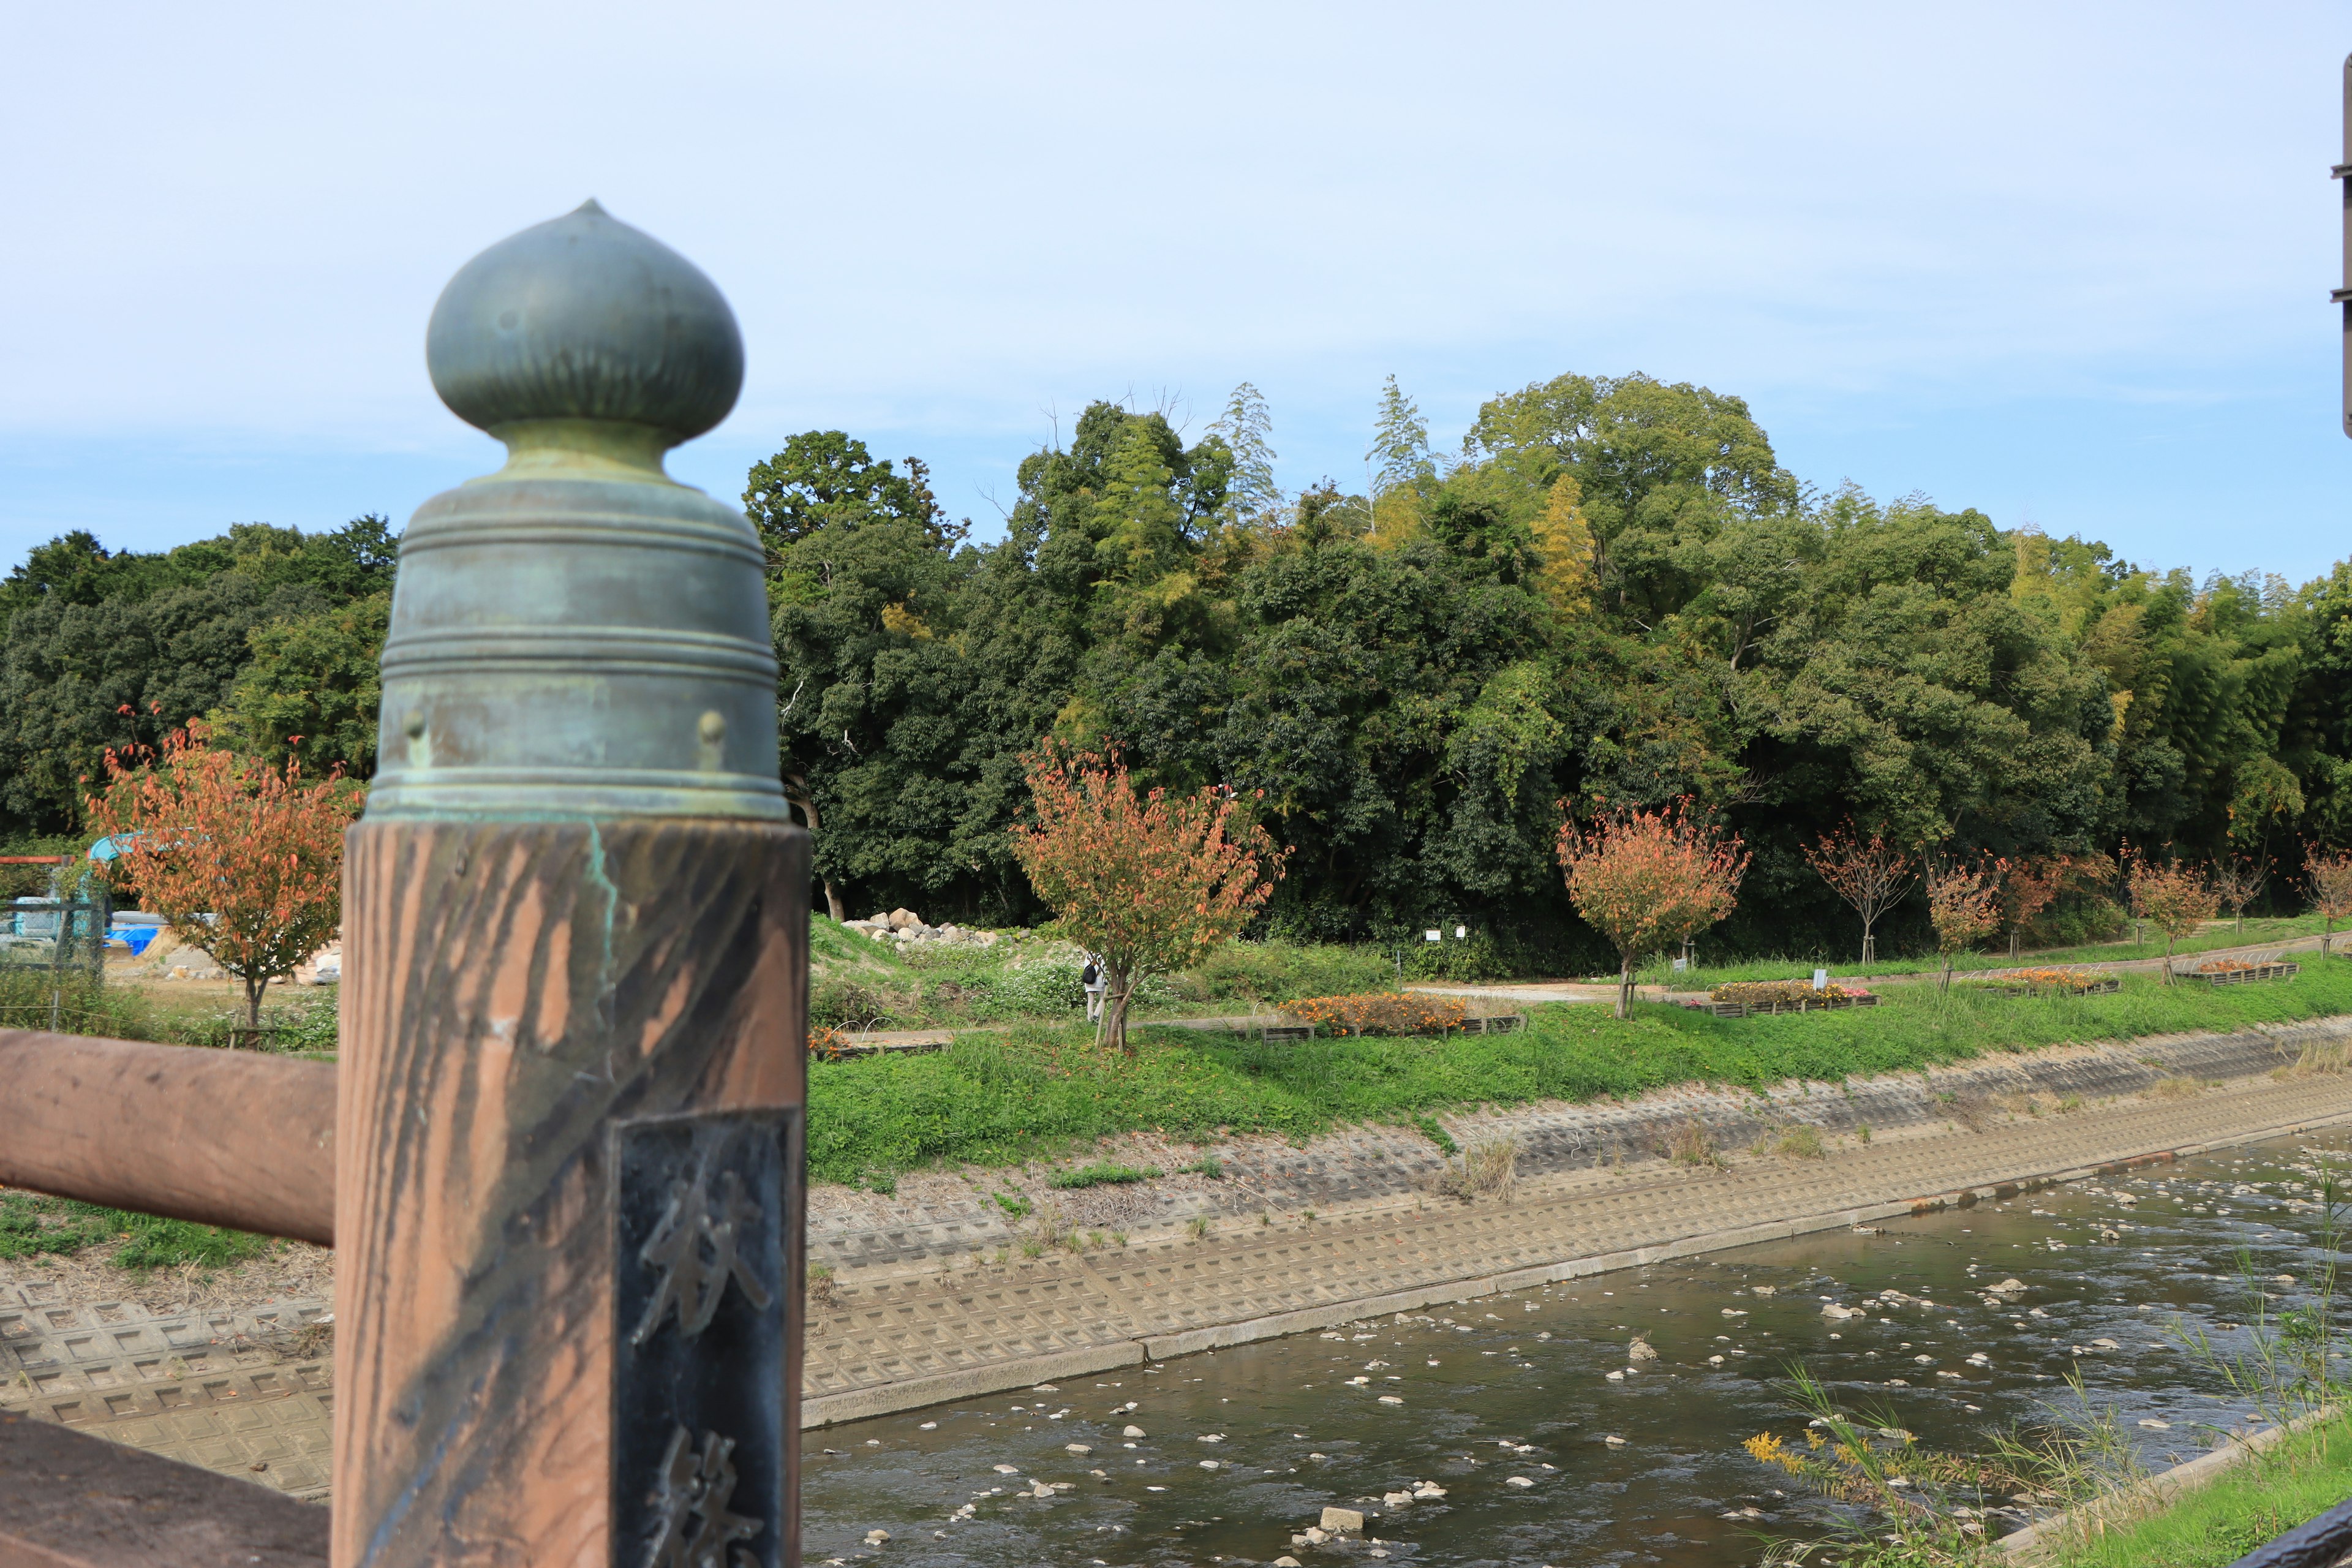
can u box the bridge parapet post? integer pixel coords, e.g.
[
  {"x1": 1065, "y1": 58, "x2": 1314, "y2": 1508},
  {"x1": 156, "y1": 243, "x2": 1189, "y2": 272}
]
[{"x1": 335, "y1": 202, "x2": 807, "y2": 1568}]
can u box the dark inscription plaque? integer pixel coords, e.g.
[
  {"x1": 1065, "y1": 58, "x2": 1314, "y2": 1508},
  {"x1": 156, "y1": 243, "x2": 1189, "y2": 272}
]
[{"x1": 612, "y1": 1110, "x2": 799, "y2": 1568}]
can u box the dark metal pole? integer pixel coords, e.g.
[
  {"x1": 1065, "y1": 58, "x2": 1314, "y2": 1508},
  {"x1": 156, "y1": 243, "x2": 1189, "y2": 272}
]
[{"x1": 2336, "y1": 53, "x2": 2352, "y2": 437}]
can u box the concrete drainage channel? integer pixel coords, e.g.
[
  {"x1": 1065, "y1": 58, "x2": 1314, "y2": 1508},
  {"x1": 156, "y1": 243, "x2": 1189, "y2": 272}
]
[
  {"x1": 799, "y1": 1018, "x2": 2352, "y2": 1427},
  {"x1": 6, "y1": 1019, "x2": 2352, "y2": 1496}
]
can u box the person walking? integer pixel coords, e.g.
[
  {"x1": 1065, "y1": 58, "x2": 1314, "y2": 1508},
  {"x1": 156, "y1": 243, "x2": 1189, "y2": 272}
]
[{"x1": 1082, "y1": 954, "x2": 1104, "y2": 1022}]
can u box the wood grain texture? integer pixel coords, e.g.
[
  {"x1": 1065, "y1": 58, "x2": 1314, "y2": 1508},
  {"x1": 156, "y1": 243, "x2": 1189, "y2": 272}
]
[
  {"x1": 0, "y1": 1408, "x2": 330, "y2": 1568},
  {"x1": 0, "y1": 1031, "x2": 335, "y2": 1243},
  {"x1": 332, "y1": 819, "x2": 806, "y2": 1568}
]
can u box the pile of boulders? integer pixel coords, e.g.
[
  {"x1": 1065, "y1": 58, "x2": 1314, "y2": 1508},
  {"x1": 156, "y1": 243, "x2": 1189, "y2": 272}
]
[{"x1": 843, "y1": 908, "x2": 999, "y2": 947}]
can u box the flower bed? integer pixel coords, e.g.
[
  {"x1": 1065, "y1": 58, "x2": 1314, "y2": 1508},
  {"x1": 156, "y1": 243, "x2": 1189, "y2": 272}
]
[
  {"x1": 2190, "y1": 959, "x2": 2300, "y2": 986},
  {"x1": 1972, "y1": 968, "x2": 2120, "y2": 998},
  {"x1": 1680, "y1": 980, "x2": 1879, "y2": 1019},
  {"x1": 1283, "y1": 992, "x2": 1469, "y2": 1037}
]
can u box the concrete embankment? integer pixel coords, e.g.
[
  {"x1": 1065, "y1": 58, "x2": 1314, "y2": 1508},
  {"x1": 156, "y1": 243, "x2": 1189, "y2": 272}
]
[{"x1": 801, "y1": 1017, "x2": 2352, "y2": 1427}]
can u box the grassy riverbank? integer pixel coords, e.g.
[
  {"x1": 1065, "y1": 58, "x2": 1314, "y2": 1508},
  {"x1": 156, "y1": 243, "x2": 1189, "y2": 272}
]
[
  {"x1": 805, "y1": 957, "x2": 2352, "y2": 1186},
  {"x1": 2038, "y1": 1409, "x2": 2352, "y2": 1567}
]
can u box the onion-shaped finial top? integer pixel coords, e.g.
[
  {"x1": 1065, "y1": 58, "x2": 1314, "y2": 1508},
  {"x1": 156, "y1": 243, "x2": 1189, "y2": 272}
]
[{"x1": 424, "y1": 200, "x2": 744, "y2": 445}]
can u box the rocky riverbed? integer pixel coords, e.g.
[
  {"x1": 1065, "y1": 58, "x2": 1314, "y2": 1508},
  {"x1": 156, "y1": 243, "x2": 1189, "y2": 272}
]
[{"x1": 801, "y1": 1129, "x2": 2352, "y2": 1566}]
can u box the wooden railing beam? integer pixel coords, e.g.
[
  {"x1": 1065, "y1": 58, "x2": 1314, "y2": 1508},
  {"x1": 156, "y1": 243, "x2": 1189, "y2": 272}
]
[
  {"x1": 0, "y1": 1408, "x2": 329, "y2": 1567},
  {"x1": 0, "y1": 1031, "x2": 336, "y2": 1246}
]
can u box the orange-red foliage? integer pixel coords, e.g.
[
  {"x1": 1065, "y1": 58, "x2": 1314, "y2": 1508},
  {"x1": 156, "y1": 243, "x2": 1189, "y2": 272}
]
[
  {"x1": 1011, "y1": 745, "x2": 1283, "y2": 1052},
  {"x1": 2127, "y1": 855, "x2": 2219, "y2": 982},
  {"x1": 1556, "y1": 801, "x2": 1748, "y2": 1018},
  {"x1": 1997, "y1": 858, "x2": 2064, "y2": 958},
  {"x1": 1284, "y1": 993, "x2": 1468, "y2": 1037},
  {"x1": 1925, "y1": 857, "x2": 2004, "y2": 990},
  {"x1": 85, "y1": 722, "x2": 359, "y2": 1029},
  {"x1": 2307, "y1": 845, "x2": 2352, "y2": 958},
  {"x1": 1801, "y1": 824, "x2": 1913, "y2": 967}
]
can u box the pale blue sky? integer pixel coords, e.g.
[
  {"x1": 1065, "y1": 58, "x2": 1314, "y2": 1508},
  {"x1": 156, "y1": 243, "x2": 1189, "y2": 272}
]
[{"x1": 2, "y1": 2, "x2": 2346, "y2": 582}]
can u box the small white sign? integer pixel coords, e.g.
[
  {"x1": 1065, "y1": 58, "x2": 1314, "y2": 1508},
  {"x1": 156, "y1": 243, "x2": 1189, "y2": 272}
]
[
  {"x1": 1455, "y1": 924, "x2": 1468, "y2": 940},
  {"x1": 1812, "y1": 968, "x2": 1829, "y2": 991},
  {"x1": 1425, "y1": 929, "x2": 1442, "y2": 943},
  {"x1": 1672, "y1": 957, "x2": 1687, "y2": 973}
]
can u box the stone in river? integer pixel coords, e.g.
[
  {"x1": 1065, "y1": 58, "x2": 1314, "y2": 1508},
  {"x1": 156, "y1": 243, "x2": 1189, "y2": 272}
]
[
  {"x1": 1322, "y1": 1507, "x2": 1365, "y2": 1532},
  {"x1": 1123, "y1": 1425, "x2": 1145, "y2": 1438}
]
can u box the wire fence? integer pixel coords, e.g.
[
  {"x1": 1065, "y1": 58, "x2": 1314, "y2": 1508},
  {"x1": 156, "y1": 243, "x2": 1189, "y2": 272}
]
[{"x1": 0, "y1": 890, "x2": 111, "y2": 987}]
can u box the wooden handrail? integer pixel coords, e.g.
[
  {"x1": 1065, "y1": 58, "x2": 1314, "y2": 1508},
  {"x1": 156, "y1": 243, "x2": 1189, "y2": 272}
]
[
  {"x1": 0, "y1": 1030, "x2": 335, "y2": 1245},
  {"x1": 0, "y1": 1409, "x2": 330, "y2": 1566}
]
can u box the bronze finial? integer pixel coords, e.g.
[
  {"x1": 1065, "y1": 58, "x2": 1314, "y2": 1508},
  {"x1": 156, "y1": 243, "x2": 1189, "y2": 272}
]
[{"x1": 369, "y1": 202, "x2": 785, "y2": 822}]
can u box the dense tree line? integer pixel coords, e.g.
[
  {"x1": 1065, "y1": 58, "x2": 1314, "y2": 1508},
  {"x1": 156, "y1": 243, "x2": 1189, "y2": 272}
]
[{"x1": 6, "y1": 374, "x2": 2348, "y2": 967}]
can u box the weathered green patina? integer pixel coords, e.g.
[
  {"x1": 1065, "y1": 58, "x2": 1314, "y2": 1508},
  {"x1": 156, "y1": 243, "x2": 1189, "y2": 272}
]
[{"x1": 369, "y1": 199, "x2": 786, "y2": 823}]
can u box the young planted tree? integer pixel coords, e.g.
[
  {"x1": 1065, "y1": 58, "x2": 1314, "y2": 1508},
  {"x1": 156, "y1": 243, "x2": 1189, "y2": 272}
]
[
  {"x1": 1801, "y1": 824, "x2": 1914, "y2": 968},
  {"x1": 86, "y1": 722, "x2": 359, "y2": 1030},
  {"x1": 2209, "y1": 854, "x2": 2267, "y2": 935},
  {"x1": 2308, "y1": 845, "x2": 2352, "y2": 958},
  {"x1": 1997, "y1": 857, "x2": 2064, "y2": 959},
  {"x1": 2128, "y1": 856, "x2": 2220, "y2": 983},
  {"x1": 1011, "y1": 746, "x2": 1282, "y2": 1053},
  {"x1": 1556, "y1": 801, "x2": 1749, "y2": 1019},
  {"x1": 1925, "y1": 857, "x2": 2005, "y2": 992}
]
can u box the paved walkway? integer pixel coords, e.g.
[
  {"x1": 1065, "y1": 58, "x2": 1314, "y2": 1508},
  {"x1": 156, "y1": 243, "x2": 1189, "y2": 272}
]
[{"x1": 1411, "y1": 928, "x2": 2343, "y2": 1008}]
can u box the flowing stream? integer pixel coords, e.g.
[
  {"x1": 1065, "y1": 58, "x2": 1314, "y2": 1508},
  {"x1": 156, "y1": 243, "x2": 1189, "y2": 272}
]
[{"x1": 801, "y1": 1131, "x2": 2350, "y2": 1567}]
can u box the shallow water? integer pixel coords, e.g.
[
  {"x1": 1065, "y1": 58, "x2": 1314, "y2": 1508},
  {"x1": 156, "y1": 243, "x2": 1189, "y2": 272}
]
[{"x1": 802, "y1": 1131, "x2": 2351, "y2": 1567}]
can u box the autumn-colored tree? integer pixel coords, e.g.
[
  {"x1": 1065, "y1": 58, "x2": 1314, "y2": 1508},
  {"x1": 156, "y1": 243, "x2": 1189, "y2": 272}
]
[
  {"x1": 1801, "y1": 823, "x2": 1914, "y2": 968},
  {"x1": 86, "y1": 722, "x2": 359, "y2": 1030},
  {"x1": 2307, "y1": 845, "x2": 2352, "y2": 958},
  {"x1": 1925, "y1": 856, "x2": 2005, "y2": 992},
  {"x1": 2128, "y1": 855, "x2": 2220, "y2": 983},
  {"x1": 2209, "y1": 855, "x2": 2267, "y2": 935},
  {"x1": 1011, "y1": 745, "x2": 1283, "y2": 1052},
  {"x1": 1557, "y1": 801, "x2": 1749, "y2": 1018},
  {"x1": 1997, "y1": 857, "x2": 2064, "y2": 959}
]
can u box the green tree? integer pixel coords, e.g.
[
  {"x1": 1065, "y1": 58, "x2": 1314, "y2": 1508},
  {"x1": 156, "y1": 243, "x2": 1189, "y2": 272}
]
[
  {"x1": 1206, "y1": 382, "x2": 1280, "y2": 525},
  {"x1": 744, "y1": 431, "x2": 963, "y2": 556},
  {"x1": 220, "y1": 591, "x2": 392, "y2": 777}
]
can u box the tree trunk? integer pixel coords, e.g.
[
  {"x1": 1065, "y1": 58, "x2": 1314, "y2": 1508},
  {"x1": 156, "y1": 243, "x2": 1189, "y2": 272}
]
[
  {"x1": 2163, "y1": 934, "x2": 2177, "y2": 983},
  {"x1": 1099, "y1": 965, "x2": 1135, "y2": 1054},
  {"x1": 244, "y1": 974, "x2": 266, "y2": 1031},
  {"x1": 1616, "y1": 954, "x2": 1634, "y2": 1019},
  {"x1": 1939, "y1": 954, "x2": 1953, "y2": 993},
  {"x1": 1861, "y1": 925, "x2": 1875, "y2": 968},
  {"x1": 2008, "y1": 930, "x2": 2020, "y2": 959},
  {"x1": 785, "y1": 777, "x2": 847, "y2": 922}
]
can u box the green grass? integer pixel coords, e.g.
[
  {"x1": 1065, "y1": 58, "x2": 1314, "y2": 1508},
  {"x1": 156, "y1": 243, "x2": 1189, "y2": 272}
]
[
  {"x1": 1046, "y1": 1162, "x2": 1161, "y2": 1189},
  {"x1": 803, "y1": 959, "x2": 2352, "y2": 1185},
  {"x1": 2045, "y1": 1412, "x2": 2352, "y2": 1568},
  {"x1": 808, "y1": 918, "x2": 1400, "y2": 1031},
  {"x1": 1637, "y1": 913, "x2": 2333, "y2": 989},
  {"x1": 0, "y1": 1191, "x2": 271, "y2": 1270}
]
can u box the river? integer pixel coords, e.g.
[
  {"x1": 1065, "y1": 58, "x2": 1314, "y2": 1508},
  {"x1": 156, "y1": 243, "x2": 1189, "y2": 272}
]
[{"x1": 801, "y1": 1130, "x2": 2350, "y2": 1566}]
